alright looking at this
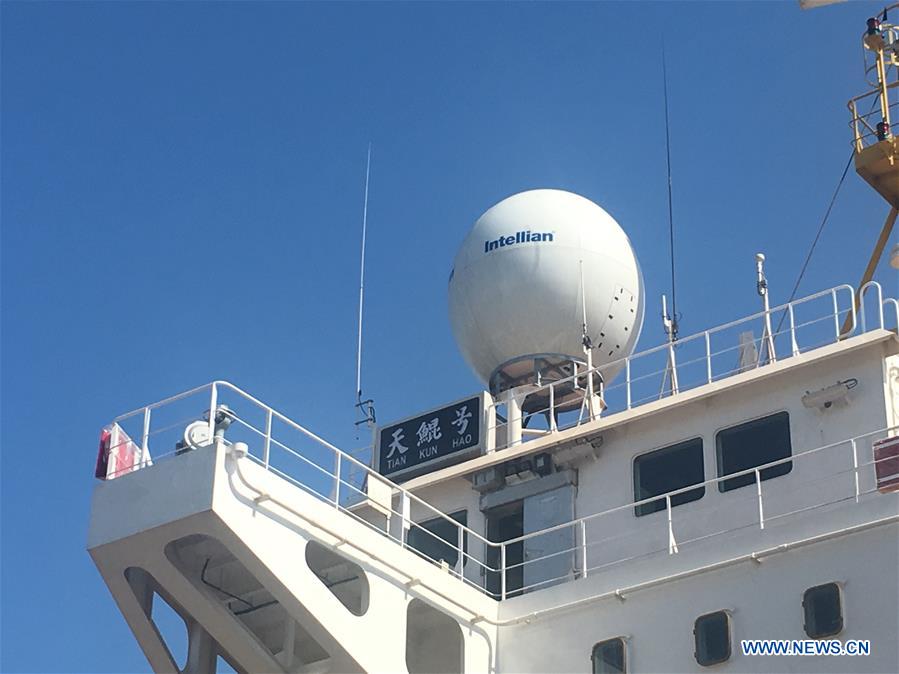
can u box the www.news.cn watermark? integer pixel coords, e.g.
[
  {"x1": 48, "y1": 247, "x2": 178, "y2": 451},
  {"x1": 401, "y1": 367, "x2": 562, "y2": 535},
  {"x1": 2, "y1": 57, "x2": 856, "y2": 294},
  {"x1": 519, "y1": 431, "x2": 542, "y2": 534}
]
[{"x1": 741, "y1": 640, "x2": 871, "y2": 656}]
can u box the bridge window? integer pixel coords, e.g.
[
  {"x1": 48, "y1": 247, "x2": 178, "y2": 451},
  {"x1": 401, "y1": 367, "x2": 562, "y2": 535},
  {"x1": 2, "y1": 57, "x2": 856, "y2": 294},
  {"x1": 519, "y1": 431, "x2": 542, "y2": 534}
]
[
  {"x1": 591, "y1": 637, "x2": 626, "y2": 674},
  {"x1": 633, "y1": 438, "x2": 705, "y2": 516},
  {"x1": 406, "y1": 510, "x2": 468, "y2": 570},
  {"x1": 694, "y1": 611, "x2": 731, "y2": 666},
  {"x1": 803, "y1": 583, "x2": 843, "y2": 638},
  {"x1": 716, "y1": 411, "x2": 792, "y2": 492}
]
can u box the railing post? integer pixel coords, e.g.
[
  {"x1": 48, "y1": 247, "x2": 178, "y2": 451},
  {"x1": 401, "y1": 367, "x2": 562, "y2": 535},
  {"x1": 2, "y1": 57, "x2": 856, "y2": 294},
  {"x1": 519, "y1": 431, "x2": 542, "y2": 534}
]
[
  {"x1": 762, "y1": 308, "x2": 777, "y2": 365},
  {"x1": 506, "y1": 388, "x2": 523, "y2": 447},
  {"x1": 850, "y1": 100, "x2": 863, "y2": 153},
  {"x1": 500, "y1": 543, "x2": 507, "y2": 600},
  {"x1": 667, "y1": 342, "x2": 679, "y2": 396},
  {"x1": 666, "y1": 495, "x2": 678, "y2": 554},
  {"x1": 860, "y1": 292, "x2": 868, "y2": 333},
  {"x1": 141, "y1": 407, "x2": 151, "y2": 468},
  {"x1": 549, "y1": 384, "x2": 557, "y2": 432},
  {"x1": 580, "y1": 520, "x2": 588, "y2": 579},
  {"x1": 456, "y1": 524, "x2": 465, "y2": 577},
  {"x1": 208, "y1": 383, "x2": 218, "y2": 440},
  {"x1": 585, "y1": 349, "x2": 596, "y2": 419},
  {"x1": 333, "y1": 452, "x2": 342, "y2": 508},
  {"x1": 832, "y1": 289, "x2": 842, "y2": 339},
  {"x1": 788, "y1": 304, "x2": 800, "y2": 357},
  {"x1": 263, "y1": 409, "x2": 272, "y2": 469},
  {"x1": 400, "y1": 492, "x2": 410, "y2": 548},
  {"x1": 755, "y1": 468, "x2": 765, "y2": 530},
  {"x1": 851, "y1": 439, "x2": 860, "y2": 503},
  {"x1": 625, "y1": 357, "x2": 632, "y2": 409},
  {"x1": 859, "y1": 281, "x2": 885, "y2": 332},
  {"x1": 704, "y1": 332, "x2": 712, "y2": 384}
]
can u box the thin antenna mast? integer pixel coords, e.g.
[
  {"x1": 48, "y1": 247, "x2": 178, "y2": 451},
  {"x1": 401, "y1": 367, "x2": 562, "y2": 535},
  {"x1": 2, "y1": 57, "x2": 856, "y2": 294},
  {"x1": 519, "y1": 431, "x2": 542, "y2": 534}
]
[
  {"x1": 662, "y1": 43, "x2": 680, "y2": 341},
  {"x1": 660, "y1": 294, "x2": 679, "y2": 396},
  {"x1": 579, "y1": 260, "x2": 591, "y2": 349},
  {"x1": 355, "y1": 144, "x2": 376, "y2": 427},
  {"x1": 579, "y1": 259, "x2": 602, "y2": 421}
]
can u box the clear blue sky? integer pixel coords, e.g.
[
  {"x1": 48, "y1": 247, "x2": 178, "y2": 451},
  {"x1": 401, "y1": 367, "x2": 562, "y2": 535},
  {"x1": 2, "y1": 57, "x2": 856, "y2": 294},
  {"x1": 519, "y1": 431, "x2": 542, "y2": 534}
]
[{"x1": 2, "y1": 1, "x2": 895, "y2": 672}]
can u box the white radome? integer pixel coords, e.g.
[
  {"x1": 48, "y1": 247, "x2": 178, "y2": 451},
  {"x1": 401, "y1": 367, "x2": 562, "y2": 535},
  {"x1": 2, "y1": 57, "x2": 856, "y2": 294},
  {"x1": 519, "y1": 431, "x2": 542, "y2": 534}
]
[{"x1": 448, "y1": 189, "x2": 645, "y2": 393}]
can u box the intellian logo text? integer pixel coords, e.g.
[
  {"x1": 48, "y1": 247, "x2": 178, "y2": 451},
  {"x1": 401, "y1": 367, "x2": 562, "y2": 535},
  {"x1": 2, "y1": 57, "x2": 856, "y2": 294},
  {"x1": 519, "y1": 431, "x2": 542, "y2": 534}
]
[{"x1": 484, "y1": 231, "x2": 554, "y2": 253}]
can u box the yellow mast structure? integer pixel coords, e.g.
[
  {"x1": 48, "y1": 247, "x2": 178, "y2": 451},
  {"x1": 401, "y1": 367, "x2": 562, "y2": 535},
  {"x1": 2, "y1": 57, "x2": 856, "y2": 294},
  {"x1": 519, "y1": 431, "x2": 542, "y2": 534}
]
[{"x1": 844, "y1": 6, "x2": 899, "y2": 333}]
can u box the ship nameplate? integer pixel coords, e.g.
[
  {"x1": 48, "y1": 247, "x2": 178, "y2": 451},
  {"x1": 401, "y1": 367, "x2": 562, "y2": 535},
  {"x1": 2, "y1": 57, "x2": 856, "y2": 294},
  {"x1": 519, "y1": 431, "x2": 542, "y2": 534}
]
[{"x1": 376, "y1": 393, "x2": 487, "y2": 482}]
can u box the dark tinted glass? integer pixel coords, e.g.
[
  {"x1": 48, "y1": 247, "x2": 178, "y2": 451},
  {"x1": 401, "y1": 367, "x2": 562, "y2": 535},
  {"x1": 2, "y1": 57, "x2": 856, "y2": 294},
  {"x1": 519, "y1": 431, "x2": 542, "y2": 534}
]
[
  {"x1": 716, "y1": 412, "x2": 792, "y2": 492},
  {"x1": 485, "y1": 506, "x2": 523, "y2": 599},
  {"x1": 406, "y1": 511, "x2": 467, "y2": 569},
  {"x1": 634, "y1": 438, "x2": 705, "y2": 516},
  {"x1": 804, "y1": 583, "x2": 843, "y2": 638},
  {"x1": 694, "y1": 611, "x2": 731, "y2": 666},
  {"x1": 591, "y1": 638, "x2": 625, "y2": 674}
]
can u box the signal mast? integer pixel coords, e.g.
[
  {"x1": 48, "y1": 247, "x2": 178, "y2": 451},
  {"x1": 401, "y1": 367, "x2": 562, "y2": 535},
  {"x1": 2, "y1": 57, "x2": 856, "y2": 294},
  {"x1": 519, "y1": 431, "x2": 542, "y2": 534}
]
[{"x1": 844, "y1": 6, "x2": 899, "y2": 330}]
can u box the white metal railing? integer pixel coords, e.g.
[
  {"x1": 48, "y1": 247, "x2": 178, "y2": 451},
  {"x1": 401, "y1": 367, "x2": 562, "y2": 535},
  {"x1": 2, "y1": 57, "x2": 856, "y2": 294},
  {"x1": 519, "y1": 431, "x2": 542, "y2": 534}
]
[
  {"x1": 494, "y1": 423, "x2": 899, "y2": 597},
  {"x1": 95, "y1": 282, "x2": 899, "y2": 600},
  {"x1": 104, "y1": 380, "x2": 500, "y2": 596},
  {"x1": 339, "y1": 283, "x2": 890, "y2": 470},
  {"x1": 479, "y1": 282, "x2": 898, "y2": 451}
]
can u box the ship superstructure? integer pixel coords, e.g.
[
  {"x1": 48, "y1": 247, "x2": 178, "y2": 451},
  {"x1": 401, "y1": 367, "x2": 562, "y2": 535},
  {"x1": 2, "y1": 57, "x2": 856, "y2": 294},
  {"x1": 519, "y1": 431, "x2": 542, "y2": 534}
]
[
  {"x1": 88, "y1": 7, "x2": 899, "y2": 674},
  {"x1": 88, "y1": 281, "x2": 899, "y2": 673}
]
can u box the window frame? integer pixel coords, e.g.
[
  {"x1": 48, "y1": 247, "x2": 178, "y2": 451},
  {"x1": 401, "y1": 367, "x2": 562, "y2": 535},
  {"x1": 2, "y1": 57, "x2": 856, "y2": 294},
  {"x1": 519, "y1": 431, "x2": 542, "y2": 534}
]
[
  {"x1": 803, "y1": 582, "x2": 844, "y2": 639},
  {"x1": 591, "y1": 637, "x2": 627, "y2": 674},
  {"x1": 632, "y1": 437, "x2": 706, "y2": 517},
  {"x1": 715, "y1": 411, "x2": 793, "y2": 493},
  {"x1": 693, "y1": 610, "x2": 732, "y2": 667}
]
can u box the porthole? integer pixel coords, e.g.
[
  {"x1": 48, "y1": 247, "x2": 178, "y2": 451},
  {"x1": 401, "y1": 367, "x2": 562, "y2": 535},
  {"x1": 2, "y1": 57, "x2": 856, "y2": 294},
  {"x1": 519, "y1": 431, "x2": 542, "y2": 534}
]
[
  {"x1": 803, "y1": 583, "x2": 843, "y2": 638},
  {"x1": 694, "y1": 611, "x2": 731, "y2": 666},
  {"x1": 591, "y1": 637, "x2": 625, "y2": 674}
]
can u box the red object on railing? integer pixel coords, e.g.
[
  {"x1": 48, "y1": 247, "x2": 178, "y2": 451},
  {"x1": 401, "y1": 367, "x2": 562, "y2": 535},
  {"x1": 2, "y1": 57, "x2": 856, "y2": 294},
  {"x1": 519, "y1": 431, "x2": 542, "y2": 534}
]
[
  {"x1": 94, "y1": 424, "x2": 140, "y2": 480},
  {"x1": 95, "y1": 428, "x2": 112, "y2": 479},
  {"x1": 873, "y1": 436, "x2": 899, "y2": 493}
]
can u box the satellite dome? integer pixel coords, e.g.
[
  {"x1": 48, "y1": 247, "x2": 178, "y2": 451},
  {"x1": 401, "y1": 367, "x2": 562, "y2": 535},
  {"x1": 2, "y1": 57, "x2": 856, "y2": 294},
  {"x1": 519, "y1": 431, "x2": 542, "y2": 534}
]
[{"x1": 448, "y1": 189, "x2": 645, "y2": 398}]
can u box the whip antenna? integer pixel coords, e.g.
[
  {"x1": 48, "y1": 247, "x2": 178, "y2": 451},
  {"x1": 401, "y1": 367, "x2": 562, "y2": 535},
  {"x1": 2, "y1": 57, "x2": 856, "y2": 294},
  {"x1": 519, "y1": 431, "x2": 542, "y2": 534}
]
[
  {"x1": 662, "y1": 43, "x2": 680, "y2": 340},
  {"x1": 580, "y1": 260, "x2": 592, "y2": 349},
  {"x1": 355, "y1": 144, "x2": 376, "y2": 428}
]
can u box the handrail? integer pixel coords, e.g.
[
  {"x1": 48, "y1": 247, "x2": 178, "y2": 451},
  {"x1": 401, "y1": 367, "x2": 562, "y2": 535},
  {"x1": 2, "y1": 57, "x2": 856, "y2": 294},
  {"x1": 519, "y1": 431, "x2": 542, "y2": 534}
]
[
  {"x1": 480, "y1": 283, "x2": 858, "y2": 445},
  {"x1": 489, "y1": 515, "x2": 899, "y2": 626},
  {"x1": 484, "y1": 312, "x2": 841, "y2": 438},
  {"x1": 215, "y1": 418, "x2": 899, "y2": 628},
  {"x1": 107, "y1": 381, "x2": 499, "y2": 576},
  {"x1": 230, "y1": 414, "x2": 499, "y2": 578},
  {"x1": 499, "y1": 422, "x2": 899, "y2": 549},
  {"x1": 848, "y1": 77, "x2": 899, "y2": 151},
  {"x1": 114, "y1": 381, "x2": 217, "y2": 422},
  {"x1": 847, "y1": 78, "x2": 899, "y2": 107},
  {"x1": 211, "y1": 381, "x2": 498, "y2": 551}
]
